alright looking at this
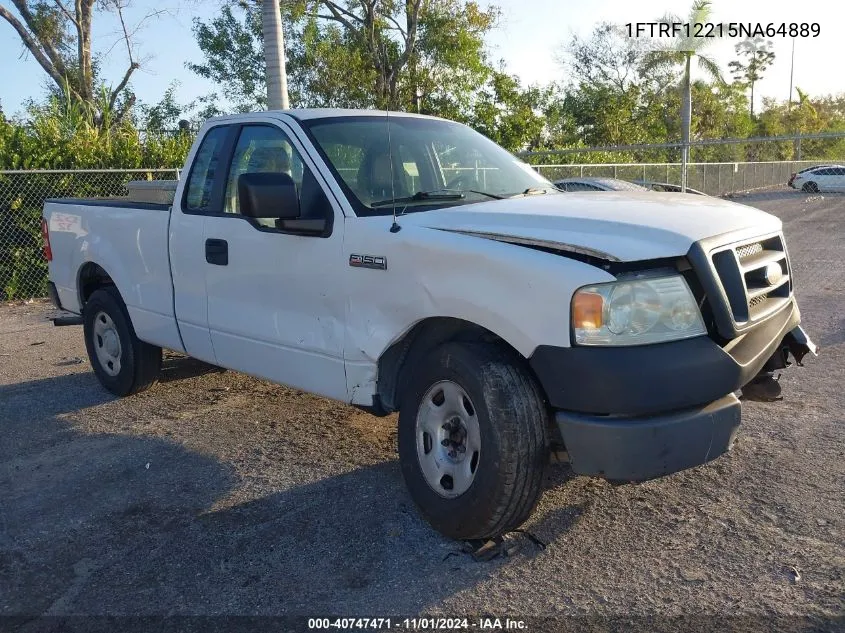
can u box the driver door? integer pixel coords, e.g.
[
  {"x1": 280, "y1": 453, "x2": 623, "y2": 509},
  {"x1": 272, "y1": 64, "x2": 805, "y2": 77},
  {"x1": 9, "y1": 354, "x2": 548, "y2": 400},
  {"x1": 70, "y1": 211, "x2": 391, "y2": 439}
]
[{"x1": 203, "y1": 121, "x2": 348, "y2": 401}]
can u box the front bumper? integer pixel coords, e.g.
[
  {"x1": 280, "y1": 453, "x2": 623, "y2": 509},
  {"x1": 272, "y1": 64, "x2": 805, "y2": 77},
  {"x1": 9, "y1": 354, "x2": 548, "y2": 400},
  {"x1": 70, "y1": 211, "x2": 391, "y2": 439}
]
[
  {"x1": 531, "y1": 300, "x2": 813, "y2": 481},
  {"x1": 530, "y1": 299, "x2": 801, "y2": 416},
  {"x1": 555, "y1": 394, "x2": 741, "y2": 481}
]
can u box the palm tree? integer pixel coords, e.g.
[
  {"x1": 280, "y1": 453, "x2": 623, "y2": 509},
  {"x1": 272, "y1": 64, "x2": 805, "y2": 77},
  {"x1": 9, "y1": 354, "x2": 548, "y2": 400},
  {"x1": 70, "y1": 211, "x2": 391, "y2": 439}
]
[
  {"x1": 642, "y1": 0, "x2": 724, "y2": 191},
  {"x1": 262, "y1": 0, "x2": 290, "y2": 109}
]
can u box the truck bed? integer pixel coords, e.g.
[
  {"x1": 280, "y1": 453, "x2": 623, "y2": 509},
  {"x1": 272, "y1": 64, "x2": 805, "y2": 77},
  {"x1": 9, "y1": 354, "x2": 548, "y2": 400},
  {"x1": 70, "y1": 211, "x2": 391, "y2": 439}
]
[{"x1": 44, "y1": 198, "x2": 183, "y2": 352}]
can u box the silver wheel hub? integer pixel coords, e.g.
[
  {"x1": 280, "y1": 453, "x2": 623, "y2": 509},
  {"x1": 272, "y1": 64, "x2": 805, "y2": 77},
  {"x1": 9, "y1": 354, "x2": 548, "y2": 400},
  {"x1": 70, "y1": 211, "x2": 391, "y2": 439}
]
[
  {"x1": 415, "y1": 380, "x2": 481, "y2": 498},
  {"x1": 92, "y1": 311, "x2": 122, "y2": 377}
]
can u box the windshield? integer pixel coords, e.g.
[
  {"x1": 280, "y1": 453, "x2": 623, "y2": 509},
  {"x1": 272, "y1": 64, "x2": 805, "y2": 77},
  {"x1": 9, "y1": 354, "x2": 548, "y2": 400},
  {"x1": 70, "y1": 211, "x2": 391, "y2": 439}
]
[{"x1": 301, "y1": 116, "x2": 557, "y2": 216}]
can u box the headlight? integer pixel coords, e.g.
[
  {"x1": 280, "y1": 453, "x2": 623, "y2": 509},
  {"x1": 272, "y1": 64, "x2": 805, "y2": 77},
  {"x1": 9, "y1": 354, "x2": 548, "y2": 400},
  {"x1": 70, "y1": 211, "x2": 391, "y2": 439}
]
[{"x1": 572, "y1": 274, "x2": 706, "y2": 346}]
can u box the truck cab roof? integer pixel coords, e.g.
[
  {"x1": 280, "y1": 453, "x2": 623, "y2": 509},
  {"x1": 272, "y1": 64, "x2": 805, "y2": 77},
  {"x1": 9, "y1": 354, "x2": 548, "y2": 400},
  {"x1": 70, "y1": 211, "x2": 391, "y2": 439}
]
[{"x1": 206, "y1": 108, "x2": 444, "y2": 124}]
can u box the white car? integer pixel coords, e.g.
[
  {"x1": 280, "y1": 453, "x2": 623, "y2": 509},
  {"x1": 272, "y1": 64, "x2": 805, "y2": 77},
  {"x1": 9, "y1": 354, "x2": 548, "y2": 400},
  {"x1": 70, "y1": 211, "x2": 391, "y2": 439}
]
[
  {"x1": 42, "y1": 109, "x2": 815, "y2": 540},
  {"x1": 788, "y1": 165, "x2": 845, "y2": 192}
]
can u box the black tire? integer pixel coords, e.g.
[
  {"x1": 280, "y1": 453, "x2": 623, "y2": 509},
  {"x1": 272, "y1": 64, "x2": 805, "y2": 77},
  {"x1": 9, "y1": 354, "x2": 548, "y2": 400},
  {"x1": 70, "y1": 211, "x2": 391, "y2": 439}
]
[
  {"x1": 83, "y1": 286, "x2": 162, "y2": 396},
  {"x1": 398, "y1": 342, "x2": 549, "y2": 540},
  {"x1": 802, "y1": 181, "x2": 819, "y2": 193}
]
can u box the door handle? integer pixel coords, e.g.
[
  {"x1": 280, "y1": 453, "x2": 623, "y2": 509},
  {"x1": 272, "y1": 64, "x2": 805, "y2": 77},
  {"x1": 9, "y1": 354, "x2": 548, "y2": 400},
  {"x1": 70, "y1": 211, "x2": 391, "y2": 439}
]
[{"x1": 205, "y1": 238, "x2": 228, "y2": 265}]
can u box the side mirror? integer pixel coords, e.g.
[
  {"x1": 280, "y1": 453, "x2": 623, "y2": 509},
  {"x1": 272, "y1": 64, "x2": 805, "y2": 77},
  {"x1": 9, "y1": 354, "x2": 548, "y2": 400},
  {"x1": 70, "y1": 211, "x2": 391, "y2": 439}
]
[{"x1": 238, "y1": 172, "x2": 300, "y2": 220}]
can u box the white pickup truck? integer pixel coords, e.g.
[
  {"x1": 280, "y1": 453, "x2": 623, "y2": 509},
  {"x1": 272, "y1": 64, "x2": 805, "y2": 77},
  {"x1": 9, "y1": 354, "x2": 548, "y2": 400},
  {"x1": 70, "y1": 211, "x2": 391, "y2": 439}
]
[{"x1": 43, "y1": 109, "x2": 815, "y2": 540}]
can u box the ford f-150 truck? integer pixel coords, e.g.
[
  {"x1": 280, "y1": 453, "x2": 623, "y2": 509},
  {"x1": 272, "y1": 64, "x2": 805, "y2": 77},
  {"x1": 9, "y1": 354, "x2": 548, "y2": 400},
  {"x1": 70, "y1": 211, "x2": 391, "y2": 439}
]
[{"x1": 43, "y1": 109, "x2": 816, "y2": 540}]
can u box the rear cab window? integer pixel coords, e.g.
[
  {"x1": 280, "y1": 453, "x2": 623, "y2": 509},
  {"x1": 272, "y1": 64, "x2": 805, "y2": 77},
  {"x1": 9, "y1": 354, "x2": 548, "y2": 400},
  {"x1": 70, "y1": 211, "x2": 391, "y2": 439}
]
[{"x1": 184, "y1": 126, "x2": 230, "y2": 212}]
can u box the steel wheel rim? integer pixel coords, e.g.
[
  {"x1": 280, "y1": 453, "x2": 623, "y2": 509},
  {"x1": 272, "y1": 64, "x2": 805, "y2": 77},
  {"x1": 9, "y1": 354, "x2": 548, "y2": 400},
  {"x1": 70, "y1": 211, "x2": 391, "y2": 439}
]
[
  {"x1": 92, "y1": 311, "x2": 122, "y2": 376},
  {"x1": 415, "y1": 380, "x2": 481, "y2": 499}
]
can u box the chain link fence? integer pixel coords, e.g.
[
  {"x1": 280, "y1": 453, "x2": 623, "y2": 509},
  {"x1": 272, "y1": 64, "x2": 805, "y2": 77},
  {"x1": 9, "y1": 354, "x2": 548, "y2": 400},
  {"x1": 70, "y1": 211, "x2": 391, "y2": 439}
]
[
  {"x1": 531, "y1": 160, "x2": 836, "y2": 196},
  {"x1": 2, "y1": 135, "x2": 844, "y2": 301},
  {"x1": 519, "y1": 131, "x2": 845, "y2": 193},
  {"x1": 0, "y1": 169, "x2": 179, "y2": 300}
]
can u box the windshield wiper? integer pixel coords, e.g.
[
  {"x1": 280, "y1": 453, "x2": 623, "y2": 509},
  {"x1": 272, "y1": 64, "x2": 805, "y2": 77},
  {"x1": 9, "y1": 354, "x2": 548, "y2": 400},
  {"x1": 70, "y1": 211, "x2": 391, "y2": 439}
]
[
  {"x1": 507, "y1": 186, "x2": 553, "y2": 198},
  {"x1": 370, "y1": 190, "x2": 466, "y2": 208},
  {"x1": 463, "y1": 189, "x2": 505, "y2": 200},
  {"x1": 370, "y1": 188, "x2": 507, "y2": 208}
]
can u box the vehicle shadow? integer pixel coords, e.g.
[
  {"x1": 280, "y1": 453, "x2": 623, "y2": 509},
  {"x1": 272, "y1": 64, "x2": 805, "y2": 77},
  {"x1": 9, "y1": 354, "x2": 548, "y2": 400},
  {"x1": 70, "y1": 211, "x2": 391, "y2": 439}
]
[
  {"x1": 0, "y1": 372, "x2": 583, "y2": 618},
  {"x1": 159, "y1": 351, "x2": 226, "y2": 383}
]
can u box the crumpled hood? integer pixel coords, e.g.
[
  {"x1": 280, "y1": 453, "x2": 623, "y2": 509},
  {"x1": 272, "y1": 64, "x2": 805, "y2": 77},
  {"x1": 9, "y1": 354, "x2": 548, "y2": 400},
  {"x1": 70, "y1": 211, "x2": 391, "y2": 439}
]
[{"x1": 399, "y1": 191, "x2": 782, "y2": 261}]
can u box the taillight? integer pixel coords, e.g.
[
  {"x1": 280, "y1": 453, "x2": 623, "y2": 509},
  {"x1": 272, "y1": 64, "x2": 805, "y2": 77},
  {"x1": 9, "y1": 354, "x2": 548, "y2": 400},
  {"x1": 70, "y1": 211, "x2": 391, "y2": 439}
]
[{"x1": 41, "y1": 217, "x2": 53, "y2": 262}]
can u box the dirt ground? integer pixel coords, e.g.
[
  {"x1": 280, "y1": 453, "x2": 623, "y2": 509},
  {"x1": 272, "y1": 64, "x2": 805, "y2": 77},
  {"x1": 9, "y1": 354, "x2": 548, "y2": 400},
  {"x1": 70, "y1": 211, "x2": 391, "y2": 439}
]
[{"x1": 1, "y1": 189, "x2": 843, "y2": 630}]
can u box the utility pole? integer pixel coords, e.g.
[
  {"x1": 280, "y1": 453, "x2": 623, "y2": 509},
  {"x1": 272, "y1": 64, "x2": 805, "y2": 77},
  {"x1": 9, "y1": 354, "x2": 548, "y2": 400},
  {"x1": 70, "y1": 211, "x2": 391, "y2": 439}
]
[
  {"x1": 789, "y1": 37, "x2": 797, "y2": 160},
  {"x1": 788, "y1": 38, "x2": 795, "y2": 110}
]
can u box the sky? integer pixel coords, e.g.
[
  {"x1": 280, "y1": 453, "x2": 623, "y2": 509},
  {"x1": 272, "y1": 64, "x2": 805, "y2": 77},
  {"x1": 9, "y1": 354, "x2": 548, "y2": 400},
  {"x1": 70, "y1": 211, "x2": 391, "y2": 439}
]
[{"x1": 0, "y1": 0, "x2": 841, "y2": 118}]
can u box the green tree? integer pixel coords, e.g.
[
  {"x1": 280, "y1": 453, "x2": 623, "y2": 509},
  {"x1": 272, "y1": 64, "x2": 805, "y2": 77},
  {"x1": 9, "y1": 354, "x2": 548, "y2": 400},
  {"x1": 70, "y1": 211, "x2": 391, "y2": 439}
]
[
  {"x1": 289, "y1": 13, "x2": 378, "y2": 108},
  {"x1": 688, "y1": 80, "x2": 753, "y2": 161},
  {"x1": 468, "y1": 71, "x2": 551, "y2": 151},
  {"x1": 408, "y1": 0, "x2": 497, "y2": 118},
  {"x1": 188, "y1": 3, "x2": 270, "y2": 111},
  {"x1": 562, "y1": 22, "x2": 648, "y2": 93},
  {"x1": 755, "y1": 89, "x2": 845, "y2": 160},
  {"x1": 557, "y1": 21, "x2": 682, "y2": 159},
  {"x1": 0, "y1": 95, "x2": 192, "y2": 170},
  {"x1": 0, "y1": 94, "x2": 193, "y2": 300},
  {"x1": 0, "y1": 1, "x2": 167, "y2": 125},
  {"x1": 728, "y1": 37, "x2": 775, "y2": 117},
  {"x1": 640, "y1": 0, "x2": 725, "y2": 189},
  {"x1": 139, "y1": 84, "x2": 185, "y2": 134},
  {"x1": 563, "y1": 83, "x2": 642, "y2": 146},
  {"x1": 189, "y1": 0, "x2": 497, "y2": 113}
]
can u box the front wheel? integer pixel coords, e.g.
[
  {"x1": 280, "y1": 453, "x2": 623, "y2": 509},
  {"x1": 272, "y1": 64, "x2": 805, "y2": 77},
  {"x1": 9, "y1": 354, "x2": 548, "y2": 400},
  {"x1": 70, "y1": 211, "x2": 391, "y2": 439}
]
[
  {"x1": 802, "y1": 181, "x2": 819, "y2": 193},
  {"x1": 83, "y1": 286, "x2": 162, "y2": 396},
  {"x1": 398, "y1": 342, "x2": 549, "y2": 540}
]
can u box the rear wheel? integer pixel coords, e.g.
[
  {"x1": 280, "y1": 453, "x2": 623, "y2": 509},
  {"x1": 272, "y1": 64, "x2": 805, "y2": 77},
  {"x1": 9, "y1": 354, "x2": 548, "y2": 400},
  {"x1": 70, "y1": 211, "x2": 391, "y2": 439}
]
[
  {"x1": 802, "y1": 181, "x2": 819, "y2": 193},
  {"x1": 398, "y1": 342, "x2": 549, "y2": 540},
  {"x1": 83, "y1": 286, "x2": 161, "y2": 396}
]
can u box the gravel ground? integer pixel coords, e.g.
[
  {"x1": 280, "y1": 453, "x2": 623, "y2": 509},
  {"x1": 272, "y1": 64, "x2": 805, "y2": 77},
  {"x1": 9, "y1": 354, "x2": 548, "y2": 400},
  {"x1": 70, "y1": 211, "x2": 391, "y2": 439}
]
[{"x1": 1, "y1": 190, "x2": 843, "y2": 629}]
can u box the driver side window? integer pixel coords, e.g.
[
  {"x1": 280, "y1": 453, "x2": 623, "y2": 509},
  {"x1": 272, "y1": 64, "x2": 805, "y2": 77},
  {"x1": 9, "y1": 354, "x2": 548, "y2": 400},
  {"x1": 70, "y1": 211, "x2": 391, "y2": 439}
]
[{"x1": 224, "y1": 125, "x2": 306, "y2": 223}]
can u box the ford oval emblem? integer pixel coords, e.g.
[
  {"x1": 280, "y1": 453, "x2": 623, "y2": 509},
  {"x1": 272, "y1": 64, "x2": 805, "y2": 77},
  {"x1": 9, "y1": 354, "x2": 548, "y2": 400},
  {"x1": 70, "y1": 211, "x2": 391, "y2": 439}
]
[{"x1": 764, "y1": 262, "x2": 783, "y2": 286}]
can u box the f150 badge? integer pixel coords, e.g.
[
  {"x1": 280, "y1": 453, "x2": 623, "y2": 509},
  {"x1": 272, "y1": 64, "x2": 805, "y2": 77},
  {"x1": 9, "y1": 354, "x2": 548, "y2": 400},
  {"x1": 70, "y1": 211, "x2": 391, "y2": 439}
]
[{"x1": 349, "y1": 254, "x2": 387, "y2": 270}]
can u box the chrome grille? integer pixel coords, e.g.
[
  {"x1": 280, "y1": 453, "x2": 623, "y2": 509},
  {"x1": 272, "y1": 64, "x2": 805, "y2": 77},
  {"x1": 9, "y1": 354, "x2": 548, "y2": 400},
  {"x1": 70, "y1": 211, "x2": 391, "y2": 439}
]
[
  {"x1": 736, "y1": 242, "x2": 763, "y2": 260},
  {"x1": 710, "y1": 233, "x2": 791, "y2": 325},
  {"x1": 748, "y1": 295, "x2": 767, "y2": 309}
]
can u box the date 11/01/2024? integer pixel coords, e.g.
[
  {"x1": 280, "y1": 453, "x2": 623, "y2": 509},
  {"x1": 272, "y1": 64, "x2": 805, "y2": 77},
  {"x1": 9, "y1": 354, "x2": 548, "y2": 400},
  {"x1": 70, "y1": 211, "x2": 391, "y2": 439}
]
[
  {"x1": 308, "y1": 618, "x2": 527, "y2": 630},
  {"x1": 626, "y1": 22, "x2": 820, "y2": 39}
]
